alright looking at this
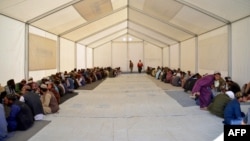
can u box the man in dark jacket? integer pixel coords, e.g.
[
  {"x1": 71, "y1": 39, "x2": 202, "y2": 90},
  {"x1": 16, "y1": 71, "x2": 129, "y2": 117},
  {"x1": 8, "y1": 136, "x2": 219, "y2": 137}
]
[
  {"x1": 4, "y1": 94, "x2": 34, "y2": 131},
  {"x1": 20, "y1": 85, "x2": 44, "y2": 120},
  {"x1": 0, "y1": 103, "x2": 7, "y2": 140},
  {"x1": 223, "y1": 92, "x2": 247, "y2": 125}
]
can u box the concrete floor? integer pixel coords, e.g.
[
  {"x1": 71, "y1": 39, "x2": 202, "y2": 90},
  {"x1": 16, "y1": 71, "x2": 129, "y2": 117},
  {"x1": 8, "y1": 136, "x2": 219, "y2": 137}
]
[{"x1": 28, "y1": 73, "x2": 249, "y2": 141}]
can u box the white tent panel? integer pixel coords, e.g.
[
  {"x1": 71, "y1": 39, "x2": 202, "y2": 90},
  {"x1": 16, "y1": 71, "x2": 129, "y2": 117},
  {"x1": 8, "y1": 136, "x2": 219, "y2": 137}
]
[
  {"x1": 180, "y1": 38, "x2": 196, "y2": 73},
  {"x1": 128, "y1": 35, "x2": 142, "y2": 42},
  {"x1": 86, "y1": 47, "x2": 93, "y2": 68},
  {"x1": 163, "y1": 47, "x2": 170, "y2": 67},
  {"x1": 29, "y1": 26, "x2": 58, "y2": 79},
  {"x1": 0, "y1": 15, "x2": 25, "y2": 85},
  {"x1": 0, "y1": 0, "x2": 250, "y2": 90},
  {"x1": 143, "y1": 0, "x2": 183, "y2": 21},
  {"x1": 113, "y1": 34, "x2": 142, "y2": 42},
  {"x1": 170, "y1": 6, "x2": 225, "y2": 34},
  {"x1": 112, "y1": 42, "x2": 128, "y2": 71},
  {"x1": 144, "y1": 42, "x2": 162, "y2": 69},
  {"x1": 29, "y1": 26, "x2": 57, "y2": 40},
  {"x1": 232, "y1": 17, "x2": 250, "y2": 87},
  {"x1": 183, "y1": 0, "x2": 250, "y2": 22},
  {"x1": 60, "y1": 38, "x2": 75, "y2": 72},
  {"x1": 170, "y1": 44, "x2": 180, "y2": 69},
  {"x1": 111, "y1": 0, "x2": 128, "y2": 10},
  {"x1": 76, "y1": 43, "x2": 86, "y2": 69},
  {"x1": 63, "y1": 8, "x2": 128, "y2": 41},
  {"x1": 78, "y1": 21, "x2": 128, "y2": 45},
  {"x1": 129, "y1": 0, "x2": 145, "y2": 11},
  {"x1": 93, "y1": 42, "x2": 112, "y2": 68},
  {"x1": 128, "y1": 22, "x2": 177, "y2": 45},
  {"x1": 129, "y1": 8, "x2": 193, "y2": 41},
  {"x1": 88, "y1": 29, "x2": 127, "y2": 48},
  {"x1": 73, "y1": 0, "x2": 113, "y2": 21},
  {"x1": 198, "y1": 26, "x2": 228, "y2": 76},
  {"x1": 0, "y1": 0, "x2": 73, "y2": 22},
  {"x1": 32, "y1": 6, "x2": 87, "y2": 35},
  {"x1": 128, "y1": 29, "x2": 169, "y2": 47}
]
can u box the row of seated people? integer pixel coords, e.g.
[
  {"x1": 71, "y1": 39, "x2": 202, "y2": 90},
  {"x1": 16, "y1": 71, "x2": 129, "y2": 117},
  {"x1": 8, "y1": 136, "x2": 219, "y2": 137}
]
[
  {"x1": 2, "y1": 67, "x2": 120, "y2": 103},
  {"x1": 0, "y1": 66, "x2": 120, "y2": 139},
  {"x1": 146, "y1": 66, "x2": 249, "y2": 96},
  {"x1": 0, "y1": 83, "x2": 59, "y2": 139},
  {"x1": 146, "y1": 66, "x2": 250, "y2": 125},
  {"x1": 146, "y1": 66, "x2": 197, "y2": 88}
]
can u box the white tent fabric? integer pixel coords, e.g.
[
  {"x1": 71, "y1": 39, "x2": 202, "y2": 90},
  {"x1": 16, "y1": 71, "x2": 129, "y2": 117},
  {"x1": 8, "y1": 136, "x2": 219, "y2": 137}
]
[
  {"x1": 1, "y1": 0, "x2": 249, "y2": 46},
  {"x1": 180, "y1": 38, "x2": 196, "y2": 73},
  {"x1": 0, "y1": 0, "x2": 250, "y2": 86}
]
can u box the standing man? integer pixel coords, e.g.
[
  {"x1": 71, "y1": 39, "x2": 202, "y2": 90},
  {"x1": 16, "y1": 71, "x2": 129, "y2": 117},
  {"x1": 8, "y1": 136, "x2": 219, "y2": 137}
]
[
  {"x1": 129, "y1": 60, "x2": 134, "y2": 73},
  {"x1": 137, "y1": 60, "x2": 143, "y2": 73},
  {"x1": 192, "y1": 72, "x2": 222, "y2": 110}
]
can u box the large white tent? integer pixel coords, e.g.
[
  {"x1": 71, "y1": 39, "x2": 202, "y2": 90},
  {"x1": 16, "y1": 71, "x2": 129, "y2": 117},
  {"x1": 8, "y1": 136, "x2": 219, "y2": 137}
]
[{"x1": 0, "y1": 0, "x2": 250, "y2": 86}]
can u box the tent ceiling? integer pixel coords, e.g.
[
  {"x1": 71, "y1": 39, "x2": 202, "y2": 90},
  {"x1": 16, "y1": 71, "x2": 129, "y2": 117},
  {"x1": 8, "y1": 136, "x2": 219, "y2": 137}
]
[
  {"x1": 0, "y1": 0, "x2": 249, "y2": 48},
  {"x1": 73, "y1": 0, "x2": 113, "y2": 21}
]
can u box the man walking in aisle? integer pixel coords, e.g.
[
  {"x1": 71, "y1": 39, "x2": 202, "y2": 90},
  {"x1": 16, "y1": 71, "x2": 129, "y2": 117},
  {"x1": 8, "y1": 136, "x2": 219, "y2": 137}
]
[{"x1": 137, "y1": 60, "x2": 143, "y2": 73}]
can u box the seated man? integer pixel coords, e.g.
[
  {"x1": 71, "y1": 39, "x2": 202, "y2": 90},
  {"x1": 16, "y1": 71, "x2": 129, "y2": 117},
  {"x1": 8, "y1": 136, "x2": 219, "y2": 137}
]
[
  {"x1": 27, "y1": 77, "x2": 40, "y2": 94},
  {"x1": 165, "y1": 69, "x2": 173, "y2": 83},
  {"x1": 183, "y1": 73, "x2": 201, "y2": 92},
  {"x1": 208, "y1": 91, "x2": 234, "y2": 118},
  {"x1": 40, "y1": 84, "x2": 59, "y2": 114},
  {"x1": 54, "y1": 79, "x2": 66, "y2": 97},
  {"x1": 242, "y1": 108, "x2": 250, "y2": 125},
  {"x1": 0, "y1": 85, "x2": 6, "y2": 104},
  {"x1": 19, "y1": 85, "x2": 44, "y2": 120},
  {"x1": 223, "y1": 92, "x2": 247, "y2": 125},
  {"x1": 15, "y1": 79, "x2": 27, "y2": 94},
  {"x1": 155, "y1": 66, "x2": 161, "y2": 79},
  {"x1": 4, "y1": 94, "x2": 34, "y2": 131},
  {"x1": 225, "y1": 77, "x2": 241, "y2": 94},
  {"x1": 242, "y1": 82, "x2": 250, "y2": 101},
  {"x1": 0, "y1": 103, "x2": 7, "y2": 140},
  {"x1": 5, "y1": 79, "x2": 16, "y2": 94},
  {"x1": 46, "y1": 81, "x2": 60, "y2": 104}
]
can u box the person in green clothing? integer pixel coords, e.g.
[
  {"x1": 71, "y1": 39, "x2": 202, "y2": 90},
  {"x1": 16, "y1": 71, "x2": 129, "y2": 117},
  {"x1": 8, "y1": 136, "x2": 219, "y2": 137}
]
[
  {"x1": 207, "y1": 91, "x2": 235, "y2": 118},
  {"x1": 15, "y1": 79, "x2": 27, "y2": 94}
]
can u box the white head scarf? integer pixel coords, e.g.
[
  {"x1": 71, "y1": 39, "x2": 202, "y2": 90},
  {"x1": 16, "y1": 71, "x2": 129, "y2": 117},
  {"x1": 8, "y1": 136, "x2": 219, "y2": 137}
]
[{"x1": 225, "y1": 91, "x2": 235, "y2": 99}]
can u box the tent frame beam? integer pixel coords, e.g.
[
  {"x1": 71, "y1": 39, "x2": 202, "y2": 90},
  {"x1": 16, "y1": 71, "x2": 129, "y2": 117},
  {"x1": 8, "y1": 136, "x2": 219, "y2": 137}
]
[
  {"x1": 59, "y1": 6, "x2": 128, "y2": 36},
  {"x1": 128, "y1": 28, "x2": 170, "y2": 47},
  {"x1": 27, "y1": 0, "x2": 84, "y2": 24},
  {"x1": 129, "y1": 6, "x2": 197, "y2": 36},
  {"x1": 129, "y1": 20, "x2": 180, "y2": 43},
  {"x1": 84, "y1": 28, "x2": 127, "y2": 47},
  {"x1": 175, "y1": 0, "x2": 230, "y2": 24},
  {"x1": 75, "y1": 20, "x2": 128, "y2": 42}
]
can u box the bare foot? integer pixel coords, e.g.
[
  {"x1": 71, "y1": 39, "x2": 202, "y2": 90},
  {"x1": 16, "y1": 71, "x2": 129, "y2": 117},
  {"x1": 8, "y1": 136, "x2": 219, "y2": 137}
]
[{"x1": 200, "y1": 107, "x2": 208, "y2": 111}]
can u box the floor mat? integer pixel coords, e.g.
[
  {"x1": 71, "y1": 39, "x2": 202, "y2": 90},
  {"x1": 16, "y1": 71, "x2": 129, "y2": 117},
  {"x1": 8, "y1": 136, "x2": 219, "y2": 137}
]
[
  {"x1": 4, "y1": 120, "x2": 51, "y2": 141},
  {"x1": 78, "y1": 79, "x2": 105, "y2": 90},
  {"x1": 60, "y1": 92, "x2": 79, "y2": 104},
  {"x1": 166, "y1": 90, "x2": 197, "y2": 107}
]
